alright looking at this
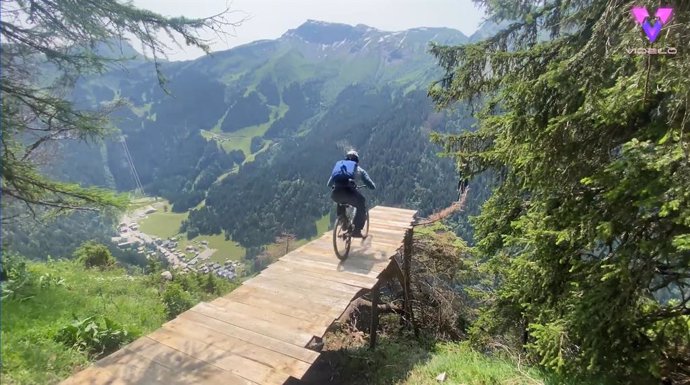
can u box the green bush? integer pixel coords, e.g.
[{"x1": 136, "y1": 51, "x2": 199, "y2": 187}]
[
  {"x1": 54, "y1": 315, "x2": 131, "y2": 358},
  {"x1": 1, "y1": 253, "x2": 36, "y2": 301},
  {"x1": 73, "y1": 241, "x2": 115, "y2": 269},
  {"x1": 162, "y1": 282, "x2": 194, "y2": 319}
]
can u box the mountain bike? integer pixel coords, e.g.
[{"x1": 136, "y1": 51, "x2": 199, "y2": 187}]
[{"x1": 332, "y1": 186, "x2": 369, "y2": 260}]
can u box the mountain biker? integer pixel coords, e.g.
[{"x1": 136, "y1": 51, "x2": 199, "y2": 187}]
[{"x1": 327, "y1": 150, "x2": 376, "y2": 238}]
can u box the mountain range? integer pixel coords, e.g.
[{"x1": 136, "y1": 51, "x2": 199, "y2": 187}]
[{"x1": 6, "y1": 20, "x2": 501, "y2": 258}]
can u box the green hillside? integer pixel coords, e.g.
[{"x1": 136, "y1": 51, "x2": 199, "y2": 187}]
[{"x1": 1, "y1": 257, "x2": 238, "y2": 385}]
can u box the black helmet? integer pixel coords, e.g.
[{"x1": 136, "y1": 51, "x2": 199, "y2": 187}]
[{"x1": 345, "y1": 149, "x2": 359, "y2": 163}]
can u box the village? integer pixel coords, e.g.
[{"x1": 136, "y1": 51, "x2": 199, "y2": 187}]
[{"x1": 111, "y1": 205, "x2": 239, "y2": 280}]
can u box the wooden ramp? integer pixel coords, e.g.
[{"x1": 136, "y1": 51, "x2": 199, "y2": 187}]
[{"x1": 60, "y1": 205, "x2": 417, "y2": 385}]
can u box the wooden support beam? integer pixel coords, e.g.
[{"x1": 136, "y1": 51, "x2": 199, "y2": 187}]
[
  {"x1": 402, "y1": 228, "x2": 419, "y2": 337},
  {"x1": 370, "y1": 282, "x2": 380, "y2": 350}
]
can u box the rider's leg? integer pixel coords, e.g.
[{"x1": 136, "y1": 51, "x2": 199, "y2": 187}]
[
  {"x1": 332, "y1": 188, "x2": 365, "y2": 232},
  {"x1": 331, "y1": 188, "x2": 348, "y2": 217},
  {"x1": 351, "y1": 190, "x2": 366, "y2": 232}
]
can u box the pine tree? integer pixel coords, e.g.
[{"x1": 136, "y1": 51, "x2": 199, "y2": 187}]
[
  {"x1": 0, "y1": 0, "x2": 242, "y2": 220},
  {"x1": 429, "y1": 0, "x2": 690, "y2": 381}
]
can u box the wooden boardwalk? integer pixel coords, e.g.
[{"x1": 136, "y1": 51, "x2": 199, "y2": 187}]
[{"x1": 60, "y1": 205, "x2": 417, "y2": 385}]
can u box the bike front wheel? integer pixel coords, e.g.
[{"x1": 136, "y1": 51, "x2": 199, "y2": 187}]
[{"x1": 332, "y1": 216, "x2": 351, "y2": 260}]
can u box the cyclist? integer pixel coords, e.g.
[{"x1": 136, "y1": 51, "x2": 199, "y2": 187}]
[{"x1": 327, "y1": 150, "x2": 376, "y2": 238}]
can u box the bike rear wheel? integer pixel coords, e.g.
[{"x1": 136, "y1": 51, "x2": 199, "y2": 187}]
[{"x1": 332, "y1": 216, "x2": 351, "y2": 260}]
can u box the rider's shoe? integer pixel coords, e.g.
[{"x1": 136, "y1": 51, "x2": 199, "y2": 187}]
[{"x1": 351, "y1": 229, "x2": 364, "y2": 238}]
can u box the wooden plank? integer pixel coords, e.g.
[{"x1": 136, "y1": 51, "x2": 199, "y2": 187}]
[
  {"x1": 362, "y1": 234, "x2": 406, "y2": 248},
  {"x1": 189, "y1": 302, "x2": 317, "y2": 346},
  {"x1": 370, "y1": 204, "x2": 417, "y2": 213},
  {"x1": 123, "y1": 338, "x2": 265, "y2": 385},
  {"x1": 368, "y1": 212, "x2": 415, "y2": 222},
  {"x1": 60, "y1": 337, "x2": 256, "y2": 385},
  {"x1": 279, "y1": 253, "x2": 382, "y2": 278},
  {"x1": 368, "y1": 224, "x2": 411, "y2": 233},
  {"x1": 169, "y1": 313, "x2": 320, "y2": 364},
  {"x1": 157, "y1": 321, "x2": 313, "y2": 379},
  {"x1": 266, "y1": 260, "x2": 378, "y2": 288},
  {"x1": 299, "y1": 242, "x2": 398, "y2": 262},
  {"x1": 368, "y1": 219, "x2": 413, "y2": 229},
  {"x1": 220, "y1": 288, "x2": 336, "y2": 324},
  {"x1": 368, "y1": 215, "x2": 415, "y2": 226},
  {"x1": 256, "y1": 267, "x2": 363, "y2": 295},
  {"x1": 207, "y1": 298, "x2": 329, "y2": 336},
  {"x1": 280, "y1": 251, "x2": 390, "y2": 276},
  {"x1": 271, "y1": 257, "x2": 381, "y2": 280},
  {"x1": 368, "y1": 208, "x2": 415, "y2": 218},
  {"x1": 242, "y1": 274, "x2": 358, "y2": 306},
  {"x1": 58, "y1": 363, "x2": 163, "y2": 385},
  {"x1": 369, "y1": 206, "x2": 418, "y2": 216},
  {"x1": 227, "y1": 284, "x2": 341, "y2": 319},
  {"x1": 294, "y1": 235, "x2": 402, "y2": 263},
  {"x1": 364, "y1": 237, "x2": 405, "y2": 249},
  {"x1": 305, "y1": 235, "x2": 401, "y2": 252},
  {"x1": 240, "y1": 273, "x2": 354, "y2": 310},
  {"x1": 146, "y1": 327, "x2": 291, "y2": 385},
  {"x1": 279, "y1": 252, "x2": 379, "y2": 280},
  {"x1": 369, "y1": 210, "x2": 416, "y2": 220},
  {"x1": 281, "y1": 245, "x2": 388, "y2": 269},
  {"x1": 369, "y1": 221, "x2": 410, "y2": 232}
]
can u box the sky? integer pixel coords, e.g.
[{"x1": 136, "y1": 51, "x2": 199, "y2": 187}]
[{"x1": 130, "y1": 0, "x2": 487, "y2": 61}]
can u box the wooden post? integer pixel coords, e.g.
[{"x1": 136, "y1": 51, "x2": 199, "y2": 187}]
[
  {"x1": 402, "y1": 228, "x2": 419, "y2": 337},
  {"x1": 369, "y1": 283, "x2": 380, "y2": 349}
]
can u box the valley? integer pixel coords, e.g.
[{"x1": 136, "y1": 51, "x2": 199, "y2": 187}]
[
  {"x1": 3, "y1": 20, "x2": 482, "y2": 262},
  {"x1": 3, "y1": 1, "x2": 688, "y2": 384}
]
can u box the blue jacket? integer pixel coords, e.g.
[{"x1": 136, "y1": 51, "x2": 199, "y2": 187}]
[{"x1": 327, "y1": 165, "x2": 376, "y2": 189}]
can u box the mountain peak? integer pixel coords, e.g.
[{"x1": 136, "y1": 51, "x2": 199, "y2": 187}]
[
  {"x1": 282, "y1": 20, "x2": 468, "y2": 47},
  {"x1": 283, "y1": 20, "x2": 368, "y2": 44}
]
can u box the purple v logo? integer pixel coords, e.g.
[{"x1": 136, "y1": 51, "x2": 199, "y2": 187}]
[{"x1": 631, "y1": 7, "x2": 673, "y2": 43}]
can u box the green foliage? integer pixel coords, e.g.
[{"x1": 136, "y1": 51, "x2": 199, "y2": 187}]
[
  {"x1": 0, "y1": 0, "x2": 238, "y2": 218},
  {"x1": 2, "y1": 257, "x2": 238, "y2": 384},
  {"x1": 54, "y1": 315, "x2": 131, "y2": 358},
  {"x1": 160, "y1": 272, "x2": 236, "y2": 320},
  {"x1": 321, "y1": 319, "x2": 587, "y2": 385},
  {"x1": 189, "y1": 87, "x2": 459, "y2": 248},
  {"x1": 161, "y1": 282, "x2": 195, "y2": 319},
  {"x1": 402, "y1": 342, "x2": 578, "y2": 385},
  {"x1": 413, "y1": 222, "x2": 489, "y2": 340},
  {"x1": 2, "y1": 209, "x2": 120, "y2": 261},
  {"x1": 1, "y1": 253, "x2": 36, "y2": 301},
  {"x1": 430, "y1": 0, "x2": 690, "y2": 382},
  {"x1": 1, "y1": 260, "x2": 166, "y2": 384},
  {"x1": 73, "y1": 241, "x2": 115, "y2": 269}
]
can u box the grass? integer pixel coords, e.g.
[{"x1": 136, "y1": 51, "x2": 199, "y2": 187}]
[
  {"x1": 309, "y1": 317, "x2": 588, "y2": 385},
  {"x1": 200, "y1": 102, "x2": 288, "y2": 159},
  {"x1": 214, "y1": 165, "x2": 240, "y2": 184},
  {"x1": 401, "y1": 342, "x2": 548, "y2": 385},
  {"x1": 243, "y1": 139, "x2": 273, "y2": 163},
  {"x1": 134, "y1": 200, "x2": 328, "y2": 266},
  {"x1": 315, "y1": 213, "x2": 331, "y2": 235},
  {"x1": 138, "y1": 210, "x2": 188, "y2": 239},
  {"x1": 209, "y1": 110, "x2": 229, "y2": 133},
  {"x1": 135, "y1": 206, "x2": 245, "y2": 263},
  {"x1": 289, "y1": 213, "x2": 332, "y2": 250},
  {"x1": 126, "y1": 196, "x2": 159, "y2": 212},
  {"x1": 188, "y1": 233, "x2": 245, "y2": 263},
  {"x1": 1, "y1": 261, "x2": 165, "y2": 385}
]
